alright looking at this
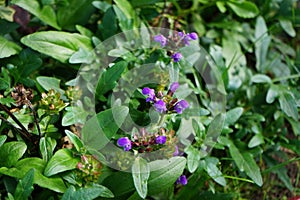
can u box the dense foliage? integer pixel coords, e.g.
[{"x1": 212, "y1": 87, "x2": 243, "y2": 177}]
[{"x1": 0, "y1": 0, "x2": 299, "y2": 199}]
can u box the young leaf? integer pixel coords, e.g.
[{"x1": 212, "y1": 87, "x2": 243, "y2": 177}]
[
  {"x1": 251, "y1": 74, "x2": 272, "y2": 84},
  {"x1": 82, "y1": 106, "x2": 129, "y2": 149},
  {"x1": 255, "y1": 16, "x2": 271, "y2": 71},
  {"x1": 14, "y1": 168, "x2": 34, "y2": 200},
  {"x1": 248, "y1": 134, "x2": 264, "y2": 148},
  {"x1": 44, "y1": 149, "x2": 80, "y2": 177},
  {"x1": 224, "y1": 107, "x2": 243, "y2": 126},
  {"x1": 279, "y1": 92, "x2": 299, "y2": 120},
  {"x1": 185, "y1": 145, "x2": 201, "y2": 173},
  {"x1": 132, "y1": 157, "x2": 150, "y2": 199},
  {"x1": 39, "y1": 137, "x2": 57, "y2": 162},
  {"x1": 0, "y1": 141, "x2": 27, "y2": 167},
  {"x1": 96, "y1": 61, "x2": 127, "y2": 97},
  {"x1": 0, "y1": 36, "x2": 22, "y2": 58},
  {"x1": 62, "y1": 106, "x2": 89, "y2": 126},
  {"x1": 279, "y1": 18, "x2": 296, "y2": 37},
  {"x1": 36, "y1": 76, "x2": 65, "y2": 96},
  {"x1": 266, "y1": 85, "x2": 279, "y2": 104},
  {"x1": 65, "y1": 130, "x2": 84, "y2": 152},
  {"x1": 21, "y1": 31, "x2": 92, "y2": 63},
  {"x1": 205, "y1": 157, "x2": 226, "y2": 186},
  {"x1": 226, "y1": 1, "x2": 259, "y2": 18}
]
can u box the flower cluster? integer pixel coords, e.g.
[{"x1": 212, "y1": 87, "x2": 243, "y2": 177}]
[
  {"x1": 142, "y1": 82, "x2": 189, "y2": 114},
  {"x1": 117, "y1": 128, "x2": 168, "y2": 153},
  {"x1": 154, "y1": 31, "x2": 198, "y2": 62},
  {"x1": 76, "y1": 154, "x2": 102, "y2": 185}
]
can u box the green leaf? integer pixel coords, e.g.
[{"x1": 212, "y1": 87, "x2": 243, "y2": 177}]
[
  {"x1": 251, "y1": 74, "x2": 272, "y2": 84},
  {"x1": 56, "y1": 0, "x2": 95, "y2": 29},
  {"x1": 219, "y1": 137, "x2": 263, "y2": 186},
  {"x1": 226, "y1": 1, "x2": 259, "y2": 18},
  {"x1": 39, "y1": 137, "x2": 57, "y2": 162},
  {"x1": 0, "y1": 36, "x2": 22, "y2": 58},
  {"x1": 69, "y1": 47, "x2": 95, "y2": 64},
  {"x1": 148, "y1": 157, "x2": 186, "y2": 194},
  {"x1": 36, "y1": 76, "x2": 65, "y2": 96},
  {"x1": 0, "y1": 5, "x2": 15, "y2": 21},
  {"x1": 96, "y1": 61, "x2": 127, "y2": 96},
  {"x1": 92, "y1": 1, "x2": 111, "y2": 12},
  {"x1": 114, "y1": 0, "x2": 135, "y2": 21},
  {"x1": 205, "y1": 157, "x2": 226, "y2": 186},
  {"x1": 62, "y1": 184, "x2": 114, "y2": 200},
  {"x1": 21, "y1": 31, "x2": 92, "y2": 63},
  {"x1": 11, "y1": 0, "x2": 60, "y2": 29},
  {"x1": 0, "y1": 158, "x2": 67, "y2": 193},
  {"x1": 0, "y1": 142, "x2": 27, "y2": 167},
  {"x1": 255, "y1": 16, "x2": 271, "y2": 71},
  {"x1": 62, "y1": 106, "x2": 89, "y2": 126},
  {"x1": 185, "y1": 145, "x2": 201, "y2": 173},
  {"x1": 279, "y1": 18, "x2": 296, "y2": 37},
  {"x1": 224, "y1": 107, "x2": 243, "y2": 126},
  {"x1": 0, "y1": 135, "x2": 7, "y2": 147},
  {"x1": 18, "y1": 49, "x2": 43, "y2": 78},
  {"x1": 65, "y1": 130, "x2": 84, "y2": 152},
  {"x1": 132, "y1": 157, "x2": 150, "y2": 199},
  {"x1": 216, "y1": 1, "x2": 226, "y2": 13},
  {"x1": 266, "y1": 85, "x2": 279, "y2": 104},
  {"x1": 82, "y1": 106, "x2": 129, "y2": 149},
  {"x1": 248, "y1": 134, "x2": 264, "y2": 148},
  {"x1": 44, "y1": 149, "x2": 80, "y2": 177},
  {"x1": 279, "y1": 92, "x2": 299, "y2": 120},
  {"x1": 14, "y1": 168, "x2": 34, "y2": 200}
]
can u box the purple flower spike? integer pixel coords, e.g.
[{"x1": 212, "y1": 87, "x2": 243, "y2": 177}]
[
  {"x1": 154, "y1": 34, "x2": 167, "y2": 47},
  {"x1": 174, "y1": 100, "x2": 189, "y2": 114},
  {"x1": 155, "y1": 135, "x2": 167, "y2": 144},
  {"x1": 188, "y1": 32, "x2": 198, "y2": 40},
  {"x1": 170, "y1": 82, "x2": 179, "y2": 93},
  {"x1": 142, "y1": 87, "x2": 155, "y2": 102},
  {"x1": 154, "y1": 99, "x2": 167, "y2": 113},
  {"x1": 117, "y1": 137, "x2": 132, "y2": 151},
  {"x1": 171, "y1": 52, "x2": 182, "y2": 62},
  {"x1": 176, "y1": 175, "x2": 188, "y2": 185}
]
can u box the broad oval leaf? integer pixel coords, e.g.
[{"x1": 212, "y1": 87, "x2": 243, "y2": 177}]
[
  {"x1": 21, "y1": 31, "x2": 92, "y2": 63},
  {"x1": 148, "y1": 157, "x2": 186, "y2": 194},
  {"x1": 0, "y1": 141, "x2": 27, "y2": 167},
  {"x1": 225, "y1": 107, "x2": 243, "y2": 126},
  {"x1": 44, "y1": 148, "x2": 80, "y2": 177},
  {"x1": 185, "y1": 145, "x2": 201, "y2": 173},
  {"x1": 251, "y1": 74, "x2": 272, "y2": 84}
]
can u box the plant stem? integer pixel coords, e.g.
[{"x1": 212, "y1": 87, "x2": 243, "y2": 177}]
[
  {"x1": 0, "y1": 103, "x2": 32, "y2": 141},
  {"x1": 272, "y1": 73, "x2": 300, "y2": 83}
]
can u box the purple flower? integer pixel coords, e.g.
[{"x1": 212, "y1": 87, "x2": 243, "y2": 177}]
[
  {"x1": 154, "y1": 34, "x2": 167, "y2": 47},
  {"x1": 154, "y1": 99, "x2": 167, "y2": 113},
  {"x1": 176, "y1": 175, "x2": 188, "y2": 185},
  {"x1": 169, "y1": 82, "x2": 179, "y2": 93},
  {"x1": 155, "y1": 135, "x2": 167, "y2": 144},
  {"x1": 171, "y1": 52, "x2": 182, "y2": 62},
  {"x1": 178, "y1": 32, "x2": 185, "y2": 38},
  {"x1": 174, "y1": 100, "x2": 189, "y2": 114},
  {"x1": 117, "y1": 137, "x2": 132, "y2": 151},
  {"x1": 142, "y1": 87, "x2": 156, "y2": 102},
  {"x1": 187, "y1": 32, "x2": 198, "y2": 40},
  {"x1": 173, "y1": 145, "x2": 179, "y2": 156}
]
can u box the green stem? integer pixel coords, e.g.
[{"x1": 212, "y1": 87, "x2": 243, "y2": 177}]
[
  {"x1": 223, "y1": 175, "x2": 254, "y2": 183},
  {"x1": 272, "y1": 73, "x2": 300, "y2": 83}
]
